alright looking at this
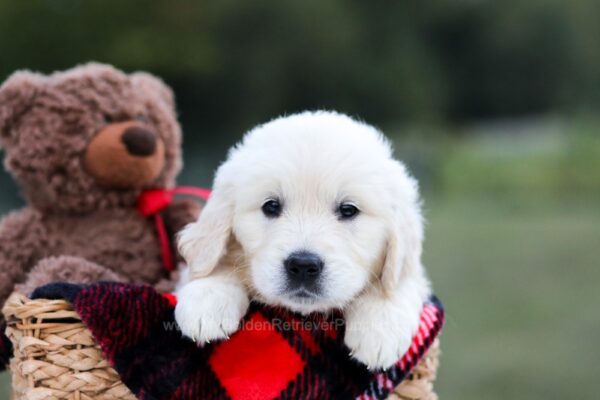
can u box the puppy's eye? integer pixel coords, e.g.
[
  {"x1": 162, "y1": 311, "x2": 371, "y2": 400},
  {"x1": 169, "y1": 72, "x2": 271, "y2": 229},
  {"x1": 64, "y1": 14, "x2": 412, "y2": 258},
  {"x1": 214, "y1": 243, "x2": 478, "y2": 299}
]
[
  {"x1": 262, "y1": 199, "x2": 282, "y2": 218},
  {"x1": 338, "y1": 203, "x2": 359, "y2": 220},
  {"x1": 103, "y1": 114, "x2": 114, "y2": 124},
  {"x1": 136, "y1": 114, "x2": 149, "y2": 123}
]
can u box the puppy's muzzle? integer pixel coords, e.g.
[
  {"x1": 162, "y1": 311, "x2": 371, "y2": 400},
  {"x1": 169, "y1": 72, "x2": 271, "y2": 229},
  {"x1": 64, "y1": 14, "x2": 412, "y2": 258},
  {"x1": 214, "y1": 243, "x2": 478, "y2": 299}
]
[{"x1": 284, "y1": 251, "x2": 323, "y2": 291}]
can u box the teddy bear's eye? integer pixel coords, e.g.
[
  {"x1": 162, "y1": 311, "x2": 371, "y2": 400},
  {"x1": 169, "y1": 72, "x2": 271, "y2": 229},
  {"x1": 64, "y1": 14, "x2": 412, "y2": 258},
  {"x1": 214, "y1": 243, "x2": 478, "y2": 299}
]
[
  {"x1": 136, "y1": 115, "x2": 149, "y2": 123},
  {"x1": 103, "y1": 114, "x2": 114, "y2": 124}
]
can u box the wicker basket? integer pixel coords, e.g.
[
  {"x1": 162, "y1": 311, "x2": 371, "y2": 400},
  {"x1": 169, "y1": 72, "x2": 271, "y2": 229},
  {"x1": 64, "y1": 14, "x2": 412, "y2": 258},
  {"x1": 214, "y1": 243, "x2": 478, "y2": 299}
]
[{"x1": 3, "y1": 292, "x2": 439, "y2": 400}]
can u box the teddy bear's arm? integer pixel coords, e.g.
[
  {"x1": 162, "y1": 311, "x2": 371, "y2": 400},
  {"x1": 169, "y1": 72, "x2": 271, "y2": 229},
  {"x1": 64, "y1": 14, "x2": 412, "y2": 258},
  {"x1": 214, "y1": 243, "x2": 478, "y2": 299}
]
[
  {"x1": 15, "y1": 255, "x2": 127, "y2": 295},
  {"x1": 163, "y1": 198, "x2": 202, "y2": 254},
  {"x1": 0, "y1": 208, "x2": 47, "y2": 308},
  {"x1": 151, "y1": 198, "x2": 201, "y2": 293}
]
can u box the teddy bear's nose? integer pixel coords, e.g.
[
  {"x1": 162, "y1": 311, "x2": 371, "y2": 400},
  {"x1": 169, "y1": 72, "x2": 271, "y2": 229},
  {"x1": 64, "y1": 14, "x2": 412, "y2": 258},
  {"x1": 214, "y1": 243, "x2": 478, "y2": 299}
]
[{"x1": 121, "y1": 126, "x2": 157, "y2": 157}]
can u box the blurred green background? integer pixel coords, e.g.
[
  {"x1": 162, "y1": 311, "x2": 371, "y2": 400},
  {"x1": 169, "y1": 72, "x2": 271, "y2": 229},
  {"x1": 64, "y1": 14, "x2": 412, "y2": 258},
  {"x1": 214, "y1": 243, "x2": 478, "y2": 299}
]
[{"x1": 1, "y1": 1, "x2": 599, "y2": 399}]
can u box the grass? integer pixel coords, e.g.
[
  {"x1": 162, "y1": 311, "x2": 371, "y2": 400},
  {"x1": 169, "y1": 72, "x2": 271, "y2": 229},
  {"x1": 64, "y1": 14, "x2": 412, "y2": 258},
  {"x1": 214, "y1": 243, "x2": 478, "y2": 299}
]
[
  {"x1": 425, "y1": 197, "x2": 600, "y2": 399},
  {"x1": 0, "y1": 373, "x2": 7, "y2": 400}
]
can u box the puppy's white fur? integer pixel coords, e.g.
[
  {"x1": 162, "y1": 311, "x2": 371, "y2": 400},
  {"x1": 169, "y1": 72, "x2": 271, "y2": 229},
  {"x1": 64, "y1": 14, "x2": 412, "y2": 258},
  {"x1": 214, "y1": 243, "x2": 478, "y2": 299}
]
[{"x1": 176, "y1": 111, "x2": 431, "y2": 369}]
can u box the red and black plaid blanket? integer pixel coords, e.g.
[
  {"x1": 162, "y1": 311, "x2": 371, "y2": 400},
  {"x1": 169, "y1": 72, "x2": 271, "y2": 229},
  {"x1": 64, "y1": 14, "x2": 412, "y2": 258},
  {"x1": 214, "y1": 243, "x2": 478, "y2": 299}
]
[{"x1": 3, "y1": 282, "x2": 443, "y2": 399}]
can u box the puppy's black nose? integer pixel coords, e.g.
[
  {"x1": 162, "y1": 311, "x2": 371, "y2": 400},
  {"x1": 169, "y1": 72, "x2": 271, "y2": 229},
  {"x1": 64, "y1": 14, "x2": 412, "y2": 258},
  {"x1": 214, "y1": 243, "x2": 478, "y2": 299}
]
[
  {"x1": 122, "y1": 126, "x2": 157, "y2": 156},
  {"x1": 284, "y1": 251, "x2": 324, "y2": 284}
]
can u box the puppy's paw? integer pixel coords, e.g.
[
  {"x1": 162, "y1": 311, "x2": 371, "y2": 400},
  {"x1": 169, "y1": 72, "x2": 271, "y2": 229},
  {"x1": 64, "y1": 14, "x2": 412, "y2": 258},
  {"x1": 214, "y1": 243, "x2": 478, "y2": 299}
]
[
  {"x1": 175, "y1": 279, "x2": 249, "y2": 343},
  {"x1": 344, "y1": 293, "x2": 422, "y2": 370},
  {"x1": 344, "y1": 319, "x2": 412, "y2": 370}
]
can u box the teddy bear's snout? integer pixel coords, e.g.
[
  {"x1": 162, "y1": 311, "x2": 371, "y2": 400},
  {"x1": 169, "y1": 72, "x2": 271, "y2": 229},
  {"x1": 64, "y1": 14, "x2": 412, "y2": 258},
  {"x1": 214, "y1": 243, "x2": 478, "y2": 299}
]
[
  {"x1": 122, "y1": 126, "x2": 157, "y2": 157},
  {"x1": 84, "y1": 120, "x2": 166, "y2": 189}
]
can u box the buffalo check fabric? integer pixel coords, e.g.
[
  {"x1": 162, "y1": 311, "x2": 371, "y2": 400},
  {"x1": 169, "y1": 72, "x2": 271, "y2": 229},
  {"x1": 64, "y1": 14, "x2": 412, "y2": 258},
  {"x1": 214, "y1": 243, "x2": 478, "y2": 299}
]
[{"x1": 31, "y1": 282, "x2": 444, "y2": 400}]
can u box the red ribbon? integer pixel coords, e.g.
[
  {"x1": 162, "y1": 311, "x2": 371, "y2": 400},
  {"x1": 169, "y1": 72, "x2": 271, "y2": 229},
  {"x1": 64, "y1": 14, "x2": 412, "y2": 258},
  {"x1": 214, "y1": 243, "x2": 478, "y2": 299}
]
[{"x1": 137, "y1": 186, "x2": 211, "y2": 272}]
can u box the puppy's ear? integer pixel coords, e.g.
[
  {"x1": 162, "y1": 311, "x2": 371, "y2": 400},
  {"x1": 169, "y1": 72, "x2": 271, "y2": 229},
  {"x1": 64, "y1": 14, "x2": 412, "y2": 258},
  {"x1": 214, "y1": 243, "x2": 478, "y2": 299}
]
[
  {"x1": 178, "y1": 164, "x2": 234, "y2": 277},
  {"x1": 380, "y1": 161, "x2": 425, "y2": 294}
]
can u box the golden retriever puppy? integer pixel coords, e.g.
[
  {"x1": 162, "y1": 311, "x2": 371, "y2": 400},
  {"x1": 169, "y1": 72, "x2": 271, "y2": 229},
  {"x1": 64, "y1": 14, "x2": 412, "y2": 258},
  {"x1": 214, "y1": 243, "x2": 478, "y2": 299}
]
[{"x1": 175, "y1": 111, "x2": 431, "y2": 369}]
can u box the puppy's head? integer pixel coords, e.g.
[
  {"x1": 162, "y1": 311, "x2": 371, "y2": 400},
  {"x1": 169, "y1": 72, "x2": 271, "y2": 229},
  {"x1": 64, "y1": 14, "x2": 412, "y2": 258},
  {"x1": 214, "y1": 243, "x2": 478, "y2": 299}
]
[{"x1": 179, "y1": 111, "x2": 425, "y2": 313}]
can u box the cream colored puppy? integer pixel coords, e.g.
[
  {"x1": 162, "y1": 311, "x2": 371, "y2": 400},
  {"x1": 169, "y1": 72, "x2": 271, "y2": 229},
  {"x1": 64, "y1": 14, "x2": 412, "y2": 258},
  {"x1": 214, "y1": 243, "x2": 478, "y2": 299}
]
[{"x1": 175, "y1": 111, "x2": 431, "y2": 370}]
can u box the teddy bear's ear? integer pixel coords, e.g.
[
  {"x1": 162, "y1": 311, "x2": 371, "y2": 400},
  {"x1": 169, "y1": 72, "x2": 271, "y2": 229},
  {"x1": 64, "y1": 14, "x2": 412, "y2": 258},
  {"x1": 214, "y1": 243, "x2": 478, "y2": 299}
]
[
  {"x1": 130, "y1": 72, "x2": 176, "y2": 111},
  {"x1": 0, "y1": 71, "x2": 44, "y2": 147}
]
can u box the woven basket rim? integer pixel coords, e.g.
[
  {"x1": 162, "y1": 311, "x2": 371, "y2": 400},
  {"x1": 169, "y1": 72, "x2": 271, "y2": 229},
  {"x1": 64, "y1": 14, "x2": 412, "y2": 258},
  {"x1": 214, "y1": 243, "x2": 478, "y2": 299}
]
[{"x1": 4, "y1": 293, "x2": 82, "y2": 322}]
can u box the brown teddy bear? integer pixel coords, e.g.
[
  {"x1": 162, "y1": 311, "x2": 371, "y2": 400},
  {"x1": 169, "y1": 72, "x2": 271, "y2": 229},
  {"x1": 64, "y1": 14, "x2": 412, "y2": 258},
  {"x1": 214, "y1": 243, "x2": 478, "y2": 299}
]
[{"x1": 0, "y1": 63, "x2": 201, "y2": 351}]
